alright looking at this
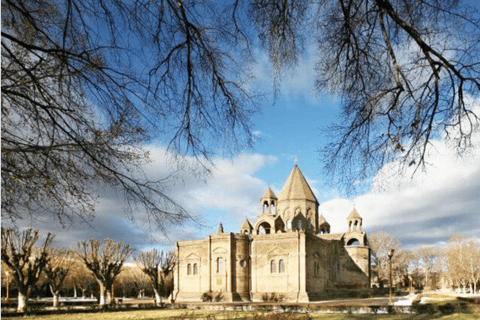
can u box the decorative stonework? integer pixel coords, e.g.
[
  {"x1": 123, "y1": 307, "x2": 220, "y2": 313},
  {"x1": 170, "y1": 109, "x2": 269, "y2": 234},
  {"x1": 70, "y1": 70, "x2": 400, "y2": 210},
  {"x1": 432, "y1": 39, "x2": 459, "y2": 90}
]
[{"x1": 173, "y1": 165, "x2": 371, "y2": 303}]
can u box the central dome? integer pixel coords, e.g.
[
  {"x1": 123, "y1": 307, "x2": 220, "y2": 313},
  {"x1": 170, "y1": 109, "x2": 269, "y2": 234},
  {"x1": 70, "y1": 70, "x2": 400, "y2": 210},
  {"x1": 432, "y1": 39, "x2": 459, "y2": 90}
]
[{"x1": 277, "y1": 165, "x2": 317, "y2": 202}]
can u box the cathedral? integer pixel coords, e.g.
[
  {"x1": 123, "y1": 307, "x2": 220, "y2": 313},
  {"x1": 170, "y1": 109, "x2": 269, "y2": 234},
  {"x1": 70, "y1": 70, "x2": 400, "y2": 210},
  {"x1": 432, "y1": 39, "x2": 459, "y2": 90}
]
[{"x1": 172, "y1": 165, "x2": 370, "y2": 303}]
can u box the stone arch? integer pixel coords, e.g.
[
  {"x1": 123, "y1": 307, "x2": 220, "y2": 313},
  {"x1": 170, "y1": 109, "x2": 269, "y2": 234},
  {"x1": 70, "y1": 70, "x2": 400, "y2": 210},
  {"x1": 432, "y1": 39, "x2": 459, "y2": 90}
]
[
  {"x1": 285, "y1": 219, "x2": 292, "y2": 230},
  {"x1": 295, "y1": 207, "x2": 302, "y2": 217},
  {"x1": 274, "y1": 216, "x2": 285, "y2": 233},
  {"x1": 257, "y1": 221, "x2": 272, "y2": 234},
  {"x1": 347, "y1": 238, "x2": 360, "y2": 246},
  {"x1": 263, "y1": 201, "x2": 269, "y2": 214},
  {"x1": 292, "y1": 211, "x2": 307, "y2": 231}
]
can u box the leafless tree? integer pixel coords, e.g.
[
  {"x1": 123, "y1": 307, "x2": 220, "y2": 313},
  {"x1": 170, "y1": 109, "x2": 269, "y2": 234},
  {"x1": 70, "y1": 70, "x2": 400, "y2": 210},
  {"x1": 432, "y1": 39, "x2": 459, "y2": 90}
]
[
  {"x1": 445, "y1": 233, "x2": 471, "y2": 294},
  {"x1": 136, "y1": 249, "x2": 175, "y2": 305},
  {"x1": 2, "y1": 0, "x2": 256, "y2": 230},
  {"x1": 250, "y1": 0, "x2": 480, "y2": 191},
  {"x1": 368, "y1": 231, "x2": 401, "y2": 286},
  {"x1": 77, "y1": 239, "x2": 133, "y2": 306},
  {"x1": 392, "y1": 249, "x2": 415, "y2": 288},
  {"x1": 116, "y1": 265, "x2": 151, "y2": 299},
  {"x1": 415, "y1": 246, "x2": 439, "y2": 290},
  {"x1": 463, "y1": 237, "x2": 480, "y2": 294},
  {"x1": 44, "y1": 247, "x2": 75, "y2": 308},
  {"x1": 65, "y1": 259, "x2": 96, "y2": 299},
  {"x1": 1, "y1": 227, "x2": 54, "y2": 312}
]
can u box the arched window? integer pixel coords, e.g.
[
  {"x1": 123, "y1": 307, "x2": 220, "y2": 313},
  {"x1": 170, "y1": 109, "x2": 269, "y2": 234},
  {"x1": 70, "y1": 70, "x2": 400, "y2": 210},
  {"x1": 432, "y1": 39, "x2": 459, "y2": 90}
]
[
  {"x1": 193, "y1": 263, "x2": 198, "y2": 275},
  {"x1": 187, "y1": 263, "x2": 191, "y2": 275},
  {"x1": 217, "y1": 257, "x2": 223, "y2": 273},
  {"x1": 279, "y1": 259, "x2": 285, "y2": 273},
  {"x1": 257, "y1": 222, "x2": 271, "y2": 234},
  {"x1": 347, "y1": 238, "x2": 360, "y2": 246},
  {"x1": 286, "y1": 219, "x2": 291, "y2": 230},
  {"x1": 244, "y1": 230, "x2": 249, "y2": 235},
  {"x1": 270, "y1": 259, "x2": 276, "y2": 273},
  {"x1": 296, "y1": 219, "x2": 302, "y2": 230}
]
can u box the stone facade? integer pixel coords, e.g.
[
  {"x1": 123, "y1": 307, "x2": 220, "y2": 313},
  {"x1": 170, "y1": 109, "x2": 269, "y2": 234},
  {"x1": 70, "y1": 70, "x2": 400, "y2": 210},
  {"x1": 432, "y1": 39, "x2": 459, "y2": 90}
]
[{"x1": 173, "y1": 165, "x2": 370, "y2": 303}]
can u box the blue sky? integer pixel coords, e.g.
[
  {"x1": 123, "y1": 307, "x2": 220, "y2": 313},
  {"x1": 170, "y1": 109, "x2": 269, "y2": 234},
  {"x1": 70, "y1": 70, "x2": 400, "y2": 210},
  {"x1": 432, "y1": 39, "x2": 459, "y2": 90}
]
[{"x1": 12, "y1": 44, "x2": 480, "y2": 254}]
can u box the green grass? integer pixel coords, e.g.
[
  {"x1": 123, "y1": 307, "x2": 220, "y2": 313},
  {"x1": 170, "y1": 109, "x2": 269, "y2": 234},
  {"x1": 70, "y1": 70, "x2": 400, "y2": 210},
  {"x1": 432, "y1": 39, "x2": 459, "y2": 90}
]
[{"x1": 6, "y1": 309, "x2": 480, "y2": 320}]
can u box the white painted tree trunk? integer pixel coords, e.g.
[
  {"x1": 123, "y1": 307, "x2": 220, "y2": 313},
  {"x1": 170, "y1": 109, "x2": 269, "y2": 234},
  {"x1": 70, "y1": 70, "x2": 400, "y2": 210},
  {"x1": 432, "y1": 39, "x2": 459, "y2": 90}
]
[
  {"x1": 53, "y1": 293, "x2": 60, "y2": 308},
  {"x1": 98, "y1": 283, "x2": 106, "y2": 306},
  {"x1": 17, "y1": 291, "x2": 28, "y2": 313},
  {"x1": 154, "y1": 288, "x2": 162, "y2": 306}
]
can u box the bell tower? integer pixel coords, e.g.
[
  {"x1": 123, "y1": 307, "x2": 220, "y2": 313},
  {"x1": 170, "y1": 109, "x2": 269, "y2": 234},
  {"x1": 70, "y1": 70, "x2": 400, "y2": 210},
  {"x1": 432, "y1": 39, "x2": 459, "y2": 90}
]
[
  {"x1": 347, "y1": 208, "x2": 362, "y2": 233},
  {"x1": 260, "y1": 187, "x2": 278, "y2": 215}
]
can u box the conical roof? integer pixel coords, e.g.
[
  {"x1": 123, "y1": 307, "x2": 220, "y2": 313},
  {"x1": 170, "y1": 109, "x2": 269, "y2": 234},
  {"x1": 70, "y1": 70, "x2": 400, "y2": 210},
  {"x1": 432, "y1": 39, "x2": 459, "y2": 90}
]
[
  {"x1": 240, "y1": 219, "x2": 253, "y2": 230},
  {"x1": 318, "y1": 214, "x2": 330, "y2": 226},
  {"x1": 347, "y1": 208, "x2": 362, "y2": 220},
  {"x1": 261, "y1": 187, "x2": 277, "y2": 200},
  {"x1": 278, "y1": 165, "x2": 317, "y2": 202}
]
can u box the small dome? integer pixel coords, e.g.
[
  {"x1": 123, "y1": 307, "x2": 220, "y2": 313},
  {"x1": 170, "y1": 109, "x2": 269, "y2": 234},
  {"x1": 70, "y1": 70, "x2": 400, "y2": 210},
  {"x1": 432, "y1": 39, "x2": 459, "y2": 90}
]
[
  {"x1": 347, "y1": 208, "x2": 362, "y2": 220},
  {"x1": 261, "y1": 187, "x2": 277, "y2": 201},
  {"x1": 318, "y1": 214, "x2": 330, "y2": 226}
]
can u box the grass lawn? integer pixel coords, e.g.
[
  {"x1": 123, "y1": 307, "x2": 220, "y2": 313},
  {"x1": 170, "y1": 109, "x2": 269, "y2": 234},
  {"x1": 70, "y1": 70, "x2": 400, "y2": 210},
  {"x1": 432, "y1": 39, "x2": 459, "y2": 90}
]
[{"x1": 6, "y1": 309, "x2": 480, "y2": 320}]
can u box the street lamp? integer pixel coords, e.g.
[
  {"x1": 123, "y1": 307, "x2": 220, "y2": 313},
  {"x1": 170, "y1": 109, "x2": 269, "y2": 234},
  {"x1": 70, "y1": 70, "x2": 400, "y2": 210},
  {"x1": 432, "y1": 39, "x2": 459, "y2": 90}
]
[
  {"x1": 5, "y1": 271, "x2": 10, "y2": 302},
  {"x1": 388, "y1": 249, "x2": 395, "y2": 305}
]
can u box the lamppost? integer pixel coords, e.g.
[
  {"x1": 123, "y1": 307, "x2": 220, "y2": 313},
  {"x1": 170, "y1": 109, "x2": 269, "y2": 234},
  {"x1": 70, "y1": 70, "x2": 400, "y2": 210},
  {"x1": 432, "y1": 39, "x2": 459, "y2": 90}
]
[
  {"x1": 5, "y1": 271, "x2": 10, "y2": 302},
  {"x1": 388, "y1": 249, "x2": 395, "y2": 305}
]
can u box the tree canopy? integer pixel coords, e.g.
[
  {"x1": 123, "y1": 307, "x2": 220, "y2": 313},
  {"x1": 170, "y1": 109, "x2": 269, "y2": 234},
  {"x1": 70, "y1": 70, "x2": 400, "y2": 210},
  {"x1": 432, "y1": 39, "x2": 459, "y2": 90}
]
[
  {"x1": 252, "y1": 0, "x2": 480, "y2": 190},
  {"x1": 2, "y1": 0, "x2": 479, "y2": 228},
  {"x1": 2, "y1": 0, "x2": 256, "y2": 229}
]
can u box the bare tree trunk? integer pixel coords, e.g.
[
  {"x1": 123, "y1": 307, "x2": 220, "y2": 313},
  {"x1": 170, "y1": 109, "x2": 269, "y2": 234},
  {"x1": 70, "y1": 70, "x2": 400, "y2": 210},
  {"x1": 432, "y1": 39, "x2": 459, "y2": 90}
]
[
  {"x1": 82, "y1": 288, "x2": 86, "y2": 299},
  {"x1": 73, "y1": 283, "x2": 77, "y2": 299},
  {"x1": 106, "y1": 286, "x2": 113, "y2": 305},
  {"x1": 153, "y1": 288, "x2": 162, "y2": 306},
  {"x1": 98, "y1": 283, "x2": 106, "y2": 306},
  {"x1": 17, "y1": 290, "x2": 28, "y2": 313},
  {"x1": 50, "y1": 285, "x2": 60, "y2": 308},
  {"x1": 53, "y1": 293, "x2": 60, "y2": 308}
]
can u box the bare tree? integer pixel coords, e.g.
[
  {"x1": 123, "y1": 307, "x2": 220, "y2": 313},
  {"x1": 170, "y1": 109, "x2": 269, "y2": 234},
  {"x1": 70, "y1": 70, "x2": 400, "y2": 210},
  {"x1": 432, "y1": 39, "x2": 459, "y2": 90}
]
[
  {"x1": 1, "y1": 227, "x2": 54, "y2": 312},
  {"x1": 136, "y1": 249, "x2": 175, "y2": 305},
  {"x1": 393, "y1": 249, "x2": 415, "y2": 289},
  {"x1": 116, "y1": 265, "x2": 151, "y2": 299},
  {"x1": 416, "y1": 246, "x2": 440, "y2": 290},
  {"x1": 465, "y1": 238, "x2": 480, "y2": 294},
  {"x1": 445, "y1": 233, "x2": 471, "y2": 294},
  {"x1": 368, "y1": 231, "x2": 401, "y2": 286},
  {"x1": 65, "y1": 259, "x2": 96, "y2": 299},
  {"x1": 44, "y1": 248, "x2": 75, "y2": 308},
  {"x1": 77, "y1": 239, "x2": 133, "y2": 307},
  {"x1": 2, "y1": 0, "x2": 256, "y2": 230},
  {"x1": 250, "y1": 0, "x2": 480, "y2": 190}
]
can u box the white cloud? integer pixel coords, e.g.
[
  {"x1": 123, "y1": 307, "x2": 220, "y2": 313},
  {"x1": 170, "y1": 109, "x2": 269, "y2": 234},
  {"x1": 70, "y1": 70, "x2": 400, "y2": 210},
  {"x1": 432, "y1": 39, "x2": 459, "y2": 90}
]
[
  {"x1": 320, "y1": 122, "x2": 480, "y2": 248},
  {"x1": 11, "y1": 147, "x2": 278, "y2": 251}
]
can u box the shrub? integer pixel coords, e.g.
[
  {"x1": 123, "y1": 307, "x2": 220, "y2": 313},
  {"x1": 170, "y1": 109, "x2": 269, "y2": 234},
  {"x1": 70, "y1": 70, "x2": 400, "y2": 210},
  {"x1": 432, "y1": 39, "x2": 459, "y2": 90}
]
[
  {"x1": 438, "y1": 303, "x2": 455, "y2": 314},
  {"x1": 202, "y1": 292, "x2": 212, "y2": 302}
]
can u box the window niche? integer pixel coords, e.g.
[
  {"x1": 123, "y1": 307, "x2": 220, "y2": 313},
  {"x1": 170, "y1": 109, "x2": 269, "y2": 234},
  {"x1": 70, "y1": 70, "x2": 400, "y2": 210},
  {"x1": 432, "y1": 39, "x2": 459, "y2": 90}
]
[{"x1": 270, "y1": 259, "x2": 276, "y2": 273}]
